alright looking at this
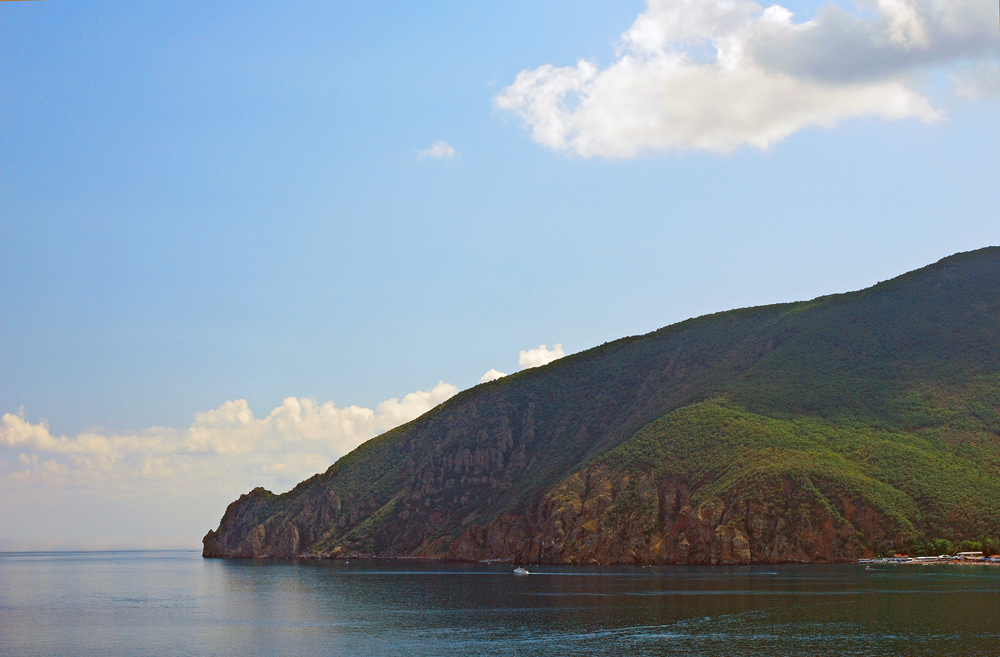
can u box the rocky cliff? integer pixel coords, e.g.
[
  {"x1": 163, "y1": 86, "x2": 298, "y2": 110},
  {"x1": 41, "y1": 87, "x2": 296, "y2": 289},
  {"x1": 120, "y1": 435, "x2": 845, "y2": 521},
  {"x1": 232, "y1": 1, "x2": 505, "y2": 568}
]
[{"x1": 205, "y1": 247, "x2": 1000, "y2": 563}]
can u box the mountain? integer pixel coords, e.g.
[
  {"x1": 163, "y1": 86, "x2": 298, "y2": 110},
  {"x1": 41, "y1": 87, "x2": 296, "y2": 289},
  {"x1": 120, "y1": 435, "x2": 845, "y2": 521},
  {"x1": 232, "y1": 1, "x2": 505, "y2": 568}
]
[{"x1": 204, "y1": 247, "x2": 1000, "y2": 564}]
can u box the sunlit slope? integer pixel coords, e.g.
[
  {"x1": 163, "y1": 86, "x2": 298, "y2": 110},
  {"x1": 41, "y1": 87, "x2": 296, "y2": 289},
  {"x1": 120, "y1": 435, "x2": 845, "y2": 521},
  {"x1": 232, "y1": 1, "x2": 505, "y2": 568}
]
[{"x1": 205, "y1": 247, "x2": 1000, "y2": 563}]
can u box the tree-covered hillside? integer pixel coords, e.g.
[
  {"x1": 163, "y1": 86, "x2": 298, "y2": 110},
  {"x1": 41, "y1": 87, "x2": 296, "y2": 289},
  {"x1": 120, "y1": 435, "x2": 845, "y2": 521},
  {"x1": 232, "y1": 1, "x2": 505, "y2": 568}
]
[{"x1": 205, "y1": 247, "x2": 1000, "y2": 563}]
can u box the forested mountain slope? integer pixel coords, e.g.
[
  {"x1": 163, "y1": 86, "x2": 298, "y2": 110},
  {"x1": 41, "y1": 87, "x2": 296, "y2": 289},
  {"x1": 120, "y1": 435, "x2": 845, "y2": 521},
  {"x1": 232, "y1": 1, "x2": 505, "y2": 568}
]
[{"x1": 205, "y1": 247, "x2": 1000, "y2": 563}]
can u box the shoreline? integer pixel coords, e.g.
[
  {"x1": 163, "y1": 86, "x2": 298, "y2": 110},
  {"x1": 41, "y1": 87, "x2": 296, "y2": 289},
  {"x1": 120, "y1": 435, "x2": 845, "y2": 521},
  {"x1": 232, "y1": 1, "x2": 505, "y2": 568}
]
[{"x1": 860, "y1": 555, "x2": 1000, "y2": 566}]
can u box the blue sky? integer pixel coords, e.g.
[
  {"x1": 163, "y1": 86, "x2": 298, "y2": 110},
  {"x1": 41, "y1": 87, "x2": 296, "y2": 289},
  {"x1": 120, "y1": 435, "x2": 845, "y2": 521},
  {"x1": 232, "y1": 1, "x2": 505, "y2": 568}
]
[{"x1": 1, "y1": 0, "x2": 998, "y2": 547}]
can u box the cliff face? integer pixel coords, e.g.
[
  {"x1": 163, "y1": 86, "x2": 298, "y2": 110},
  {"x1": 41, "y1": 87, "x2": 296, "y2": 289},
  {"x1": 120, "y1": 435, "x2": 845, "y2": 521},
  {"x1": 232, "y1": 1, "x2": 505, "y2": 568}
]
[
  {"x1": 445, "y1": 475, "x2": 865, "y2": 565},
  {"x1": 205, "y1": 248, "x2": 1000, "y2": 563}
]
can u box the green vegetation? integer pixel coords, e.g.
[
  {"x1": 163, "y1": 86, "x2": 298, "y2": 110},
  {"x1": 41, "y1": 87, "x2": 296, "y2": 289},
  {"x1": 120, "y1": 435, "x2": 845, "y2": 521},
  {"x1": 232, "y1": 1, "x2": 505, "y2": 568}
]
[
  {"x1": 205, "y1": 247, "x2": 1000, "y2": 562},
  {"x1": 593, "y1": 395, "x2": 1000, "y2": 554}
]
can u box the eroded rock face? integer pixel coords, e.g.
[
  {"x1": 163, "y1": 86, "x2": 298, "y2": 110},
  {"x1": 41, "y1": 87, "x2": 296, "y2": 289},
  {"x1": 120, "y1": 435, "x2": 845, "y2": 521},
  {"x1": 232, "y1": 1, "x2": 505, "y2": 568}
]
[
  {"x1": 203, "y1": 487, "x2": 281, "y2": 558},
  {"x1": 204, "y1": 462, "x2": 893, "y2": 564},
  {"x1": 442, "y1": 468, "x2": 882, "y2": 565}
]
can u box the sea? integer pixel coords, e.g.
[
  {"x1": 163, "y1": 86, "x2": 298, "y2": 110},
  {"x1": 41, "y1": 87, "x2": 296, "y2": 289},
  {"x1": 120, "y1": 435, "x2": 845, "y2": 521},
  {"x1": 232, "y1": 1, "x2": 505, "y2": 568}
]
[{"x1": 2, "y1": 550, "x2": 1000, "y2": 656}]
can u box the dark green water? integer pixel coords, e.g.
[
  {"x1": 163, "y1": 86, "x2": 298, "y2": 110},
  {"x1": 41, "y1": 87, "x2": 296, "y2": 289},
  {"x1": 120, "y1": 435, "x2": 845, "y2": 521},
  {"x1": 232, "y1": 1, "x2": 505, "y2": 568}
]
[{"x1": 2, "y1": 550, "x2": 1000, "y2": 656}]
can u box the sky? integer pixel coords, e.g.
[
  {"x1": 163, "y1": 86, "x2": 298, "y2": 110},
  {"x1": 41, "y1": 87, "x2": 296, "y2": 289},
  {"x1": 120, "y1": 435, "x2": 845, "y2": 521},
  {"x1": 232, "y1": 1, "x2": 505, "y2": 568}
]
[{"x1": 1, "y1": 0, "x2": 998, "y2": 549}]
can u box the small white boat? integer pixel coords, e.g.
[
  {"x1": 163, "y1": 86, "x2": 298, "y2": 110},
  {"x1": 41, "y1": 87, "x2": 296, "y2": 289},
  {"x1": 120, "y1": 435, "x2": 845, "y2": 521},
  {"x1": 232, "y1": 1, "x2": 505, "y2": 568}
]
[{"x1": 513, "y1": 567, "x2": 530, "y2": 576}]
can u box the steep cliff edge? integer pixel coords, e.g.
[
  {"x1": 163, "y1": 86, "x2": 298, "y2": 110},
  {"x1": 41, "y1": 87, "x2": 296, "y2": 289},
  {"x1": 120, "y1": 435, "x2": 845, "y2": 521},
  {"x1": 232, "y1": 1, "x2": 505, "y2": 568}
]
[{"x1": 205, "y1": 247, "x2": 1000, "y2": 563}]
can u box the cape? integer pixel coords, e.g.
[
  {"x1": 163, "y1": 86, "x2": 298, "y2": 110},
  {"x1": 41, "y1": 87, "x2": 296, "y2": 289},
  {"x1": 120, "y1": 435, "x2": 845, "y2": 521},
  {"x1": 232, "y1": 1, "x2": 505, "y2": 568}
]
[{"x1": 204, "y1": 247, "x2": 1000, "y2": 564}]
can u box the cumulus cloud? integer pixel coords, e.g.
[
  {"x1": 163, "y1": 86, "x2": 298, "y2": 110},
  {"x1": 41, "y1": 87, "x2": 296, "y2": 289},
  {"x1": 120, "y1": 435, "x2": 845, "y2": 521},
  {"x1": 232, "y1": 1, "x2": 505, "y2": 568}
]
[
  {"x1": 496, "y1": 0, "x2": 998, "y2": 156},
  {"x1": 519, "y1": 343, "x2": 566, "y2": 369},
  {"x1": 0, "y1": 382, "x2": 459, "y2": 549},
  {"x1": 419, "y1": 140, "x2": 457, "y2": 159},
  {"x1": 0, "y1": 381, "x2": 457, "y2": 494},
  {"x1": 478, "y1": 343, "x2": 567, "y2": 386},
  {"x1": 479, "y1": 369, "x2": 509, "y2": 383}
]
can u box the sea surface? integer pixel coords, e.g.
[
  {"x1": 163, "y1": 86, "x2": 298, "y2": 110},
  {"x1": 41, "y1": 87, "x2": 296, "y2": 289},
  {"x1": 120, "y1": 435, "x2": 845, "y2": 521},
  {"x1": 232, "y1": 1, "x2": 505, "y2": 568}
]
[{"x1": 2, "y1": 551, "x2": 1000, "y2": 656}]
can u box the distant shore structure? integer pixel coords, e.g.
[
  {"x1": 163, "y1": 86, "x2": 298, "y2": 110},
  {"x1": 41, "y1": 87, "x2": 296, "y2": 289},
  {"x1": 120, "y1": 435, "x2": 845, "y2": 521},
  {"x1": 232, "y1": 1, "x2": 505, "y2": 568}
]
[{"x1": 860, "y1": 551, "x2": 995, "y2": 565}]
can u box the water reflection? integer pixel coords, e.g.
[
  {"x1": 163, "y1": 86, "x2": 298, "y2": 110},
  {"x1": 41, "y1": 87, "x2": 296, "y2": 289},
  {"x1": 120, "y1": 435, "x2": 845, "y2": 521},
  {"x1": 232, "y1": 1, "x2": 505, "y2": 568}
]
[{"x1": 2, "y1": 552, "x2": 999, "y2": 656}]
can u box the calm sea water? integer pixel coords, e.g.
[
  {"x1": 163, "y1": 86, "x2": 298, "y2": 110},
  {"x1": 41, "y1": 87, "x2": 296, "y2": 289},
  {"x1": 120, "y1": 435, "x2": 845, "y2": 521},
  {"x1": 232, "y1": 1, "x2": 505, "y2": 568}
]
[{"x1": 2, "y1": 551, "x2": 1000, "y2": 656}]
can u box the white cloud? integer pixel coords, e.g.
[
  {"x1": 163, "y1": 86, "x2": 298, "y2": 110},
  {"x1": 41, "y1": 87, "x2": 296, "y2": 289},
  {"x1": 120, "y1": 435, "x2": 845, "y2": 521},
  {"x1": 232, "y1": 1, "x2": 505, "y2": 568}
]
[
  {"x1": 1, "y1": 381, "x2": 457, "y2": 492},
  {"x1": 479, "y1": 368, "x2": 508, "y2": 383},
  {"x1": 0, "y1": 381, "x2": 458, "y2": 550},
  {"x1": 479, "y1": 343, "x2": 567, "y2": 385},
  {"x1": 519, "y1": 343, "x2": 566, "y2": 369},
  {"x1": 419, "y1": 140, "x2": 457, "y2": 159},
  {"x1": 496, "y1": 0, "x2": 998, "y2": 156}
]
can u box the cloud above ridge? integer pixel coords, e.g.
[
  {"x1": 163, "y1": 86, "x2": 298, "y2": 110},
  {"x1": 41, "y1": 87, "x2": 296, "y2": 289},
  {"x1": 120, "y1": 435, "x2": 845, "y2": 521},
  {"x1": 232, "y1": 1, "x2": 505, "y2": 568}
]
[
  {"x1": 478, "y1": 343, "x2": 567, "y2": 385},
  {"x1": 496, "y1": 0, "x2": 998, "y2": 156},
  {"x1": 519, "y1": 343, "x2": 566, "y2": 369},
  {"x1": 479, "y1": 368, "x2": 509, "y2": 383}
]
